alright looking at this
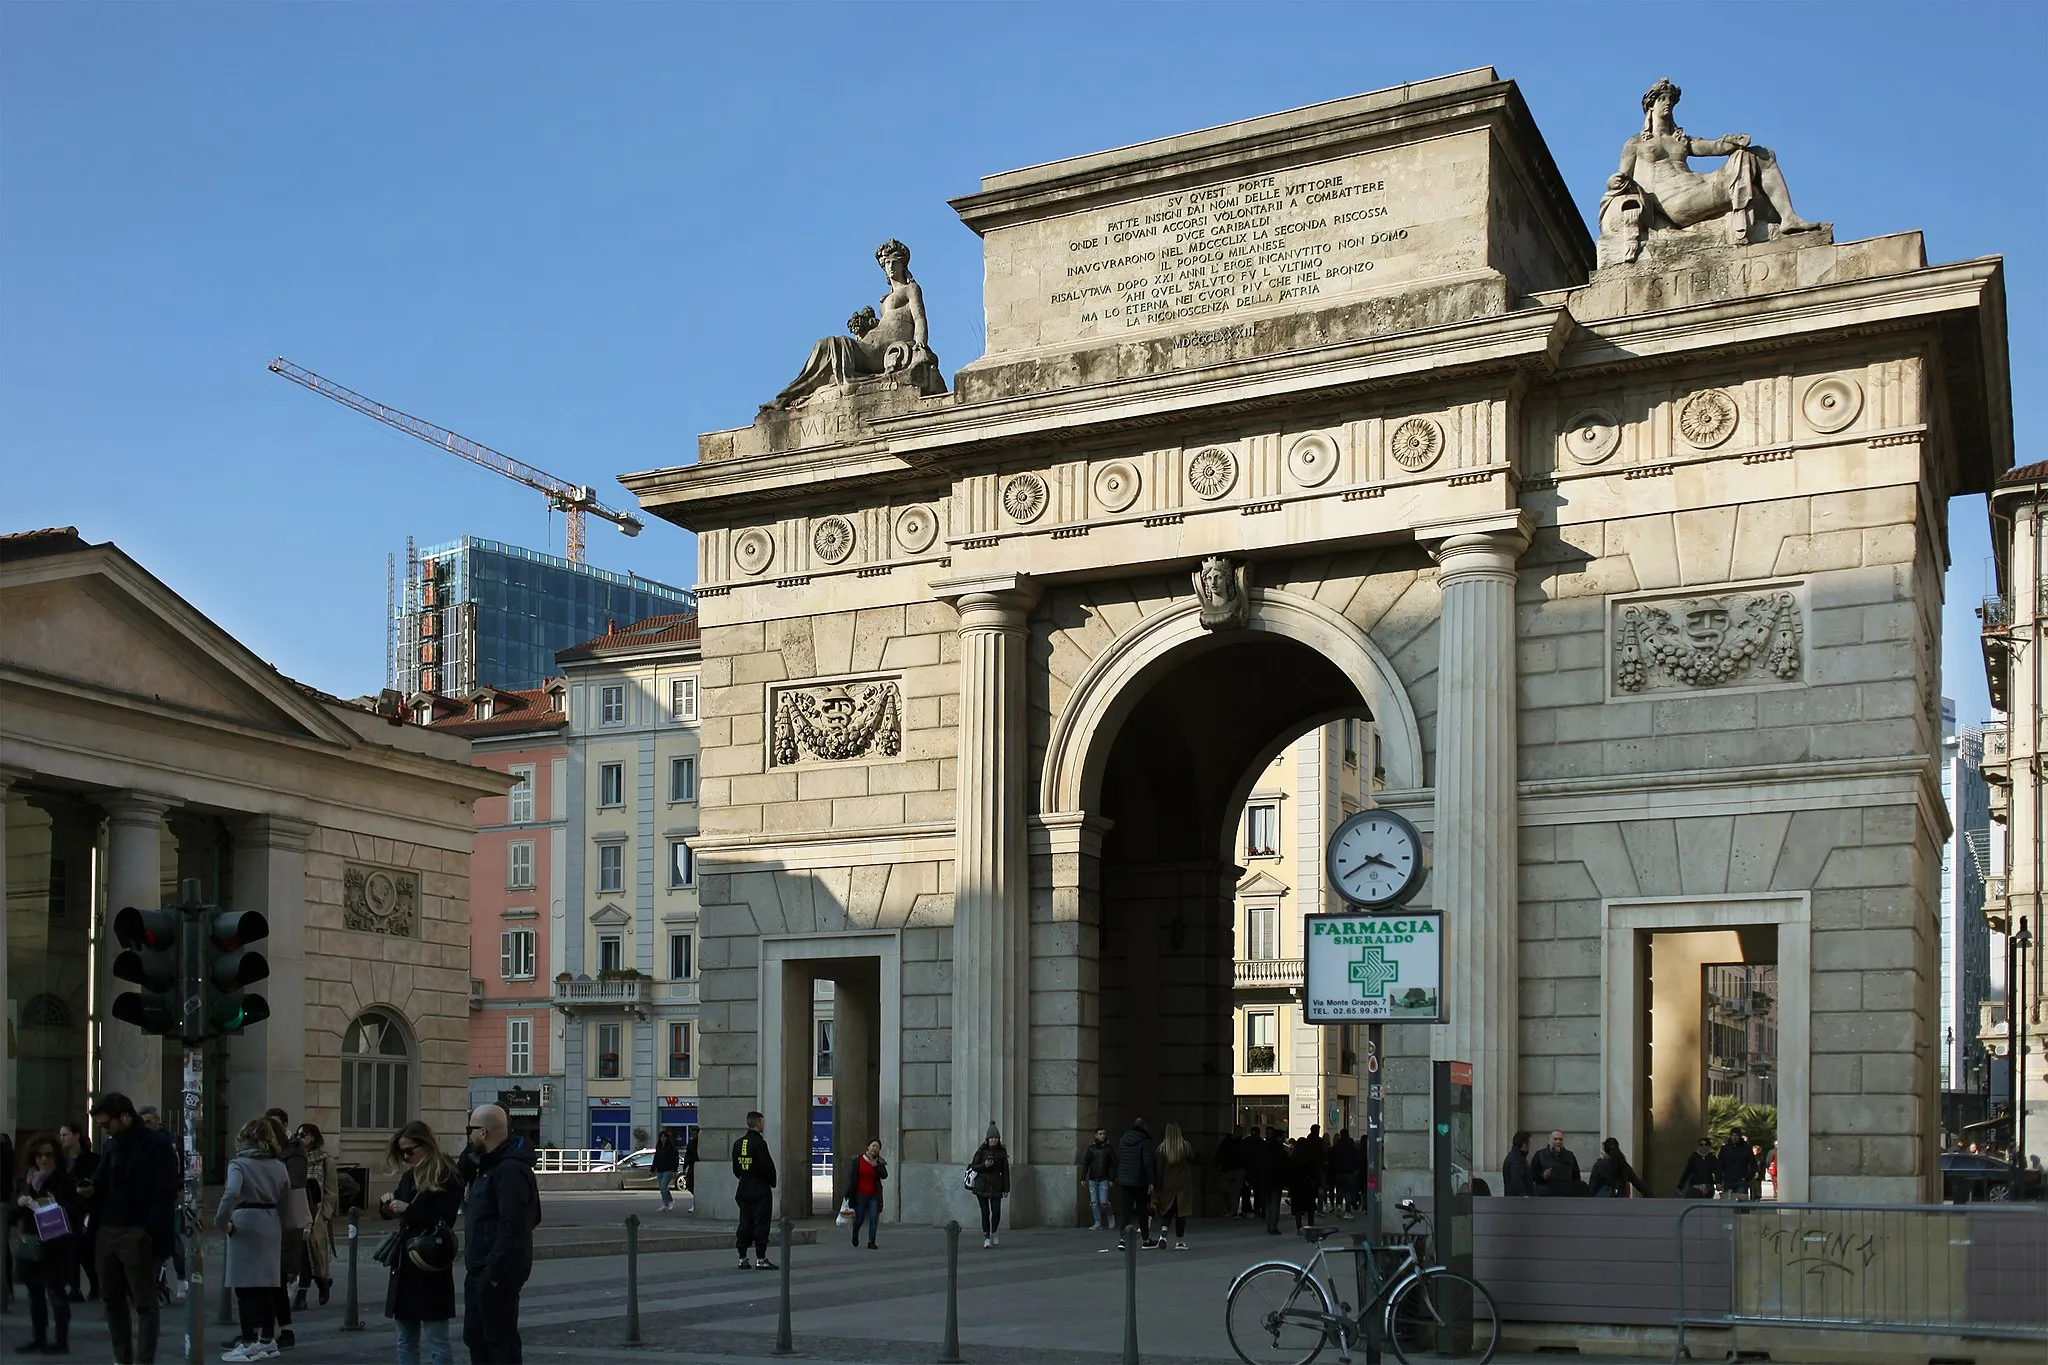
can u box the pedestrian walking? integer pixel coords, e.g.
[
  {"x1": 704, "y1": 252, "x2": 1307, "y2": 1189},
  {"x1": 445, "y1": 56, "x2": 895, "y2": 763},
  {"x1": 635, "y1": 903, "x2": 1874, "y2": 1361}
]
[
  {"x1": 1083, "y1": 1128, "x2": 1117, "y2": 1230},
  {"x1": 463, "y1": 1104, "x2": 539, "y2": 1363},
  {"x1": 56, "y1": 1121, "x2": 98, "y2": 1303},
  {"x1": 379, "y1": 1121, "x2": 463, "y2": 1365},
  {"x1": 1588, "y1": 1138, "x2": 1650, "y2": 1198},
  {"x1": 1297, "y1": 1126, "x2": 1328, "y2": 1214},
  {"x1": 844, "y1": 1139, "x2": 887, "y2": 1249},
  {"x1": 1154, "y1": 1123, "x2": 1196, "y2": 1250},
  {"x1": 262, "y1": 1111, "x2": 306, "y2": 1350},
  {"x1": 968, "y1": 1124, "x2": 1011, "y2": 1248},
  {"x1": 12, "y1": 1131, "x2": 83, "y2": 1354},
  {"x1": 1716, "y1": 1129, "x2": 1755, "y2": 1201},
  {"x1": 294, "y1": 1123, "x2": 337, "y2": 1309},
  {"x1": 731, "y1": 1110, "x2": 778, "y2": 1270},
  {"x1": 1287, "y1": 1137, "x2": 1323, "y2": 1230},
  {"x1": 1112, "y1": 1118, "x2": 1156, "y2": 1250},
  {"x1": 1239, "y1": 1127, "x2": 1266, "y2": 1220},
  {"x1": 1213, "y1": 1127, "x2": 1245, "y2": 1222},
  {"x1": 1676, "y1": 1138, "x2": 1717, "y2": 1198},
  {"x1": 1528, "y1": 1130, "x2": 1582, "y2": 1197},
  {"x1": 1502, "y1": 1131, "x2": 1534, "y2": 1196},
  {"x1": 1259, "y1": 1127, "x2": 1289, "y2": 1234},
  {"x1": 86, "y1": 1092, "x2": 177, "y2": 1365},
  {"x1": 682, "y1": 1131, "x2": 699, "y2": 1195},
  {"x1": 135, "y1": 1107, "x2": 185, "y2": 1306},
  {"x1": 216, "y1": 1116, "x2": 290, "y2": 1362},
  {"x1": 1328, "y1": 1129, "x2": 1360, "y2": 1214},
  {"x1": 652, "y1": 1131, "x2": 681, "y2": 1212}
]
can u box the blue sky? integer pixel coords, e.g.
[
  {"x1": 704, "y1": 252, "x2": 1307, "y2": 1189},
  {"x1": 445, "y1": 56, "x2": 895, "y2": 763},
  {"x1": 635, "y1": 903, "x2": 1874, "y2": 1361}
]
[{"x1": 4, "y1": 3, "x2": 2041, "y2": 724}]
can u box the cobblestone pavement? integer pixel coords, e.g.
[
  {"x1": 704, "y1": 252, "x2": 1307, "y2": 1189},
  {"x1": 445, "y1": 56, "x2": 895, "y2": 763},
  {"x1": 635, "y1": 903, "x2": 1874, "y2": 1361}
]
[{"x1": 7, "y1": 1216, "x2": 1669, "y2": 1363}]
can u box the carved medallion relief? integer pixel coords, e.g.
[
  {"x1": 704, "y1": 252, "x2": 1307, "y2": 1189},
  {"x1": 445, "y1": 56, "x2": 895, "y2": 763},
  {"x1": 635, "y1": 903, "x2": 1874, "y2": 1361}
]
[
  {"x1": 1186, "y1": 446, "x2": 1239, "y2": 500},
  {"x1": 1388, "y1": 417, "x2": 1444, "y2": 472},
  {"x1": 1561, "y1": 408, "x2": 1623, "y2": 466},
  {"x1": 1801, "y1": 376, "x2": 1862, "y2": 433},
  {"x1": 893, "y1": 504, "x2": 939, "y2": 554},
  {"x1": 1285, "y1": 433, "x2": 1340, "y2": 487},
  {"x1": 769, "y1": 677, "x2": 905, "y2": 766},
  {"x1": 1002, "y1": 472, "x2": 1049, "y2": 524},
  {"x1": 811, "y1": 515, "x2": 856, "y2": 565},
  {"x1": 344, "y1": 864, "x2": 419, "y2": 938},
  {"x1": 1677, "y1": 388, "x2": 1739, "y2": 449},
  {"x1": 1092, "y1": 460, "x2": 1142, "y2": 512},
  {"x1": 733, "y1": 527, "x2": 776, "y2": 576},
  {"x1": 1612, "y1": 587, "x2": 1803, "y2": 694}
]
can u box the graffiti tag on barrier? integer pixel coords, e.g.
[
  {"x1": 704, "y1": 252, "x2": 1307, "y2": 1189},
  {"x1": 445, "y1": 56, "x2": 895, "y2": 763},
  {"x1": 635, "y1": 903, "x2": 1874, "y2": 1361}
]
[{"x1": 1763, "y1": 1226, "x2": 1882, "y2": 1281}]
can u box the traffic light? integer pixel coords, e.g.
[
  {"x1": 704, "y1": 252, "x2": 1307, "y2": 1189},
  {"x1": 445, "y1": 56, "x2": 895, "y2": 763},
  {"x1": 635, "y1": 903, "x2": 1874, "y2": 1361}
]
[
  {"x1": 111, "y1": 905, "x2": 184, "y2": 1037},
  {"x1": 203, "y1": 908, "x2": 271, "y2": 1034}
]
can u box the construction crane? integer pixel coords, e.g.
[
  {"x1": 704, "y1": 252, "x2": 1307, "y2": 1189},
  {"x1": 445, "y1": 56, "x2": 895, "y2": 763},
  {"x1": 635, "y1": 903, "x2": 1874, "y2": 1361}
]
[{"x1": 268, "y1": 357, "x2": 643, "y2": 562}]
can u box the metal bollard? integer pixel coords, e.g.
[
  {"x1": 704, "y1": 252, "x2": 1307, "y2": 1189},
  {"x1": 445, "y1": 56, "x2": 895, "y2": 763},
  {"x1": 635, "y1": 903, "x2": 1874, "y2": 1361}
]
[
  {"x1": 624, "y1": 1213, "x2": 642, "y2": 1345},
  {"x1": 1122, "y1": 1230, "x2": 1139, "y2": 1364},
  {"x1": 341, "y1": 1210, "x2": 365, "y2": 1331},
  {"x1": 937, "y1": 1220, "x2": 962, "y2": 1363},
  {"x1": 771, "y1": 1217, "x2": 794, "y2": 1356}
]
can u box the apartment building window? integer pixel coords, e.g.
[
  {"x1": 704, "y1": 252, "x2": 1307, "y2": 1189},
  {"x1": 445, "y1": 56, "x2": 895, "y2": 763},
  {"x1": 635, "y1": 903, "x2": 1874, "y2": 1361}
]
[
  {"x1": 1342, "y1": 719, "x2": 1358, "y2": 766},
  {"x1": 499, "y1": 928, "x2": 536, "y2": 980},
  {"x1": 598, "y1": 762, "x2": 625, "y2": 808},
  {"x1": 507, "y1": 765, "x2": 536, "y2": 823},
  {"x1": 1246, "y1": 1011, "x2": 1278, "y2": 1073},
  {"x1": 600, "y1": 685, "x2": 625, "y2": 725},
  {"x1": 815, "y1": 1020, "x2": 835, "y2": 1079},
  {"x1": 1245, "y1": 804, "x2": 1280, "y2": 858},
  {"x1": 669, "y1": 840, "x2": 694, "y2": 889},
  {"x1": 597, "y1": 1022, "x2": 622, "y2": 1079},
  {"x1": 341, "y1": 1010, "x2": 413, "y2": 1130},
  {"x1": 507, "y1": 1018, "x2": 533, "y2": 1077},
  {"x1": 669, "y1": 756, "x2": 697, "y2": 803},
  {"x1": 1247, "y1": 902, "x2": 1280, "y2": 960},
  {"x1": 597, "y1": 933, "x2": 625, "y2": 974},
  {"x1": 508, "y1": 841, "x2": 534, "y2": 890},
  {"x1": 668, "y1": 932, "x2": 694, "y2": 980},
  {"x1": 668, "y1": 1022, "x2": 693, "y2": 1079},
  {"x1": 670, "y1": 677, "x2": 698, "y2": 722},
  {"x1": 597, "y1": 843, "x2": 624, "y2": 894}
]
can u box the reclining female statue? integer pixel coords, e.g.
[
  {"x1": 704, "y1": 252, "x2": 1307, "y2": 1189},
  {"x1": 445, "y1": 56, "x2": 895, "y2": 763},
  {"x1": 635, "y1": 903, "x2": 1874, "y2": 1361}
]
[
  {"x1": 767, "y1": 239, "x2": 942, "y2": 410},
  {"x1": 1600, "y1": 78, "x2": 1819, "y2": 264}
]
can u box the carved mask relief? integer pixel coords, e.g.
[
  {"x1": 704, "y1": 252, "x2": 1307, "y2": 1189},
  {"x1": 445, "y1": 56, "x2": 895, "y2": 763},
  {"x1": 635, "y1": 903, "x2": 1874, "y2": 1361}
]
[
  {"x1": 769, "y1": 677, "x2": 905, "y2": 765},
  {"x1": 344, "y1": 864, "x2": 419, "y2": 938},
  {"x1": 1613, "y1": 588, "x2": 1803, "y2": 693}
]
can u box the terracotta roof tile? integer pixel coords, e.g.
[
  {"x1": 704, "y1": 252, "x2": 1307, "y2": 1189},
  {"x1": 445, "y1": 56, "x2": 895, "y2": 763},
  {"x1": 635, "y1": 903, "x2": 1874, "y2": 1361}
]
[
  {"x1": 429, "y1": 685, "x2": 570, "y2": 736},
  {"x1": 0, "y1": 527, "x2": 91, "y2": 562},
  {"x1": 557, "y1": 612, "x2": 700, "y2": 660},
  {"x1": 1999, "y1": 460, "x2": 2048, "y2": 487}
]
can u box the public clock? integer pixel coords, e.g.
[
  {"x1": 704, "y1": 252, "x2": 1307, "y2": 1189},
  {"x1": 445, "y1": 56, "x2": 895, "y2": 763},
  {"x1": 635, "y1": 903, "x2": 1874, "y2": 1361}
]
[{"x1": 1326, "y1": 808, "x2": 1425, "y2": 908}]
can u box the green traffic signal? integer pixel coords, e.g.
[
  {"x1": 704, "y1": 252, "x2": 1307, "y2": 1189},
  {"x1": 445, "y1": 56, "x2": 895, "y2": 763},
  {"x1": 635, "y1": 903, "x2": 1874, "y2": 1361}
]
[
  {"x1": 111, "y1": 906, "x2": 183, "y2": 1037},
  {"x1": 205, "y1": 908, "x2": 270, "y2": 1035}
]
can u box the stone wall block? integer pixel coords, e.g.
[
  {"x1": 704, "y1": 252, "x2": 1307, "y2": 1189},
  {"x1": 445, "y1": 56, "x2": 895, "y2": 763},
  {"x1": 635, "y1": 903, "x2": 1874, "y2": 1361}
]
[
  {"x1": 796, "y1": 766, "x2": 871, "y2": 801},
  {"x1": 1619, "y1": 819, "x2": 1681, "y2": 895},
  {"x1": 1673, "y1": 506, "x2": 1738, "y2": 585},
  {"x1": 1557, "y1": 823, "x2": 1641, "y2": 899},
  {"x1": 1675, "y1": 815, "x2": 1735, "y2": 895}
]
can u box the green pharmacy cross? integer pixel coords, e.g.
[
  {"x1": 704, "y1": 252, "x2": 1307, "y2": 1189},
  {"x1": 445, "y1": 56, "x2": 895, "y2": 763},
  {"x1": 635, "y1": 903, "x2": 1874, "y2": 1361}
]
[{"x1": 1349, "y1": 944, "x2": 1400, "y2": 996}]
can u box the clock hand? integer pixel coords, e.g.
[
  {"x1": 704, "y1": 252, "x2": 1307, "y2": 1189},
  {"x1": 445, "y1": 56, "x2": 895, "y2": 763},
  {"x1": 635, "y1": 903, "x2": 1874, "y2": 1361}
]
[{"x1": 1363, "y1": 853, "x2": 1396, "y2": 869}]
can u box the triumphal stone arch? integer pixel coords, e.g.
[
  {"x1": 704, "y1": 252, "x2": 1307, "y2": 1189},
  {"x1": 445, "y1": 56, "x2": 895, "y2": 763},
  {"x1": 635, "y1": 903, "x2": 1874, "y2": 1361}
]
[{"x1": 625, "y1": 68, "x2": 2012, "y2": 1221}]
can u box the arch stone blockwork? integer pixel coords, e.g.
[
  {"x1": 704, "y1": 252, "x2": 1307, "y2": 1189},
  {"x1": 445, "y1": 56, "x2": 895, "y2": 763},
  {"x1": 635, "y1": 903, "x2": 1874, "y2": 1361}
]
[{"x1": 626, "y1": 69, "x2": 2012, "y2": 1220}]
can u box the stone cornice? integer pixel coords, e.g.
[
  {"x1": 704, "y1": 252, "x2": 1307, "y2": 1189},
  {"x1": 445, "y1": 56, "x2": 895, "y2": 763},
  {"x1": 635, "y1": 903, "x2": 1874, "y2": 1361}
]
[{"x1": 691, "y1": 821, "x2": 956, "y2": 873}]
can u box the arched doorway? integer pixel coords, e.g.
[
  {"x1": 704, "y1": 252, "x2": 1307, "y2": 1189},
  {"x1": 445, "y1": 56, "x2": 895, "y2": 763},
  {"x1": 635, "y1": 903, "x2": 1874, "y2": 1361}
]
[{"x1": 1040, "y1": 588, "x2": 1423, "y2": 1214}]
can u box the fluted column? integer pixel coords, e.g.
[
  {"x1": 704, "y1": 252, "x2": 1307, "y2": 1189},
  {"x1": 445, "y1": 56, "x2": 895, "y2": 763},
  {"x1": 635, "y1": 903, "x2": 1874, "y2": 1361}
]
[
  {"x1": 936, "y1": 573, "x2": 1039, "y2": 1170},
  {"x1": 1429, "y1": 526, "x2": 1527, "y2": 1167},
  {"x1": 0, "y1": 767, "x2": 23, "y2": 1143},
  {"x1": 102, "y1": 793, "x2": 174, "y2": 1109}
]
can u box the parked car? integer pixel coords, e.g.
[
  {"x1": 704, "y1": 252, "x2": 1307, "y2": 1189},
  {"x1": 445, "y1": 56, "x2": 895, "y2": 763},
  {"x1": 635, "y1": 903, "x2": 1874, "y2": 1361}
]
[
  {"x1": 1940, "y1": 1151, "x2": 2044, "y2": 1202},
  {"x1": 603, "y1": 1147, "x2": 678, "y2": 1190}
]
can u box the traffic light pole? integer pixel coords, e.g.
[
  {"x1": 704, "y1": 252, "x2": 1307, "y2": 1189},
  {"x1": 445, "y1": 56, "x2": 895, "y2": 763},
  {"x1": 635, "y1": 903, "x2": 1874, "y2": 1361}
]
[{"x1": 175, "y1": 879, "x2": 208, "y2": 1365}]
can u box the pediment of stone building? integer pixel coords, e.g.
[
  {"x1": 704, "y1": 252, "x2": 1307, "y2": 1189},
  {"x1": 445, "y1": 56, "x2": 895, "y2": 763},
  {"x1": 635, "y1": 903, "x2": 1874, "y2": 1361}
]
[
  {"x1": 1235, "y1": 870, "x2": 1291, "y2": 899},
  {"x1": 0, "y1": 546, "x2": 355, "y2": 745},
  {"x1": 590, "y1": 902, "x2": 633, "y2": 927}
]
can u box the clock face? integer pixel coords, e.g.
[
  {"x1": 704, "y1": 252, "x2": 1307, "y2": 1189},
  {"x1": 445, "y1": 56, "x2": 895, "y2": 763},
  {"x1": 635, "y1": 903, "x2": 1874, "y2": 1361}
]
[{"x1": 1326, "y1": 809, "x2": 1423, "y2": 908}]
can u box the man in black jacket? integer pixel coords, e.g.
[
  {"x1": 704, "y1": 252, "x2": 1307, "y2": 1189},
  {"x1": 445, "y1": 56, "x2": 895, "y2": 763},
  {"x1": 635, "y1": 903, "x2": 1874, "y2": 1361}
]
[
  {"x1": 1112, "y1": 1119, "x2": 1156, "y2": 1249},
  {"x1": 88, "y1": 1091, "x2": 179, "y2": 1365},
  {"x1": 464, "y1": 1103, "x2": 539, "y2": 1363},
  {"x1": 1502, "y1": 1131, "x2": 1535, "y2": 1196},
  {"x1": 1083, "y1": 1129, "x2": 1117, "y2": 1230},
  {"x1": 731, "y1": 1110, "x2": 778, "y2": 1270},
  {"x1": 1677, "y1": 1138, "x2": 1718, "y2": 1198},
  {"x1": 1213, "y1": 1127, "x2": 1246, "y2": 1221},
  {"x1": 1716, "y1": 1129, "x2": 1755, "y2": 1201},
  {"x1": 1528, "y1": 1130, "x2": 1582, "y2": 1196}
]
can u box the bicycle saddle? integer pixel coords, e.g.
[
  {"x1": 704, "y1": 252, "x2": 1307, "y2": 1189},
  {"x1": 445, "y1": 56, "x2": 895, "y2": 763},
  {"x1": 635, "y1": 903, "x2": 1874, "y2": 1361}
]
[{"x1": 1300, "y1": 1226, "x2": 1344, "y2": 1243}]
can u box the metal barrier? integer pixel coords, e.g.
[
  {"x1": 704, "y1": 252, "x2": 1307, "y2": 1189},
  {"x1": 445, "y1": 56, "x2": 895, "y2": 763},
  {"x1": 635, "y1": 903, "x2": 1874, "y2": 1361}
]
[
  {"x1": 534, "y1": 1148, "x2": 612, "y2": 1173},
  {"x1": 1675, "y1": 1201, "x2": 2048, "y2": 1358}
]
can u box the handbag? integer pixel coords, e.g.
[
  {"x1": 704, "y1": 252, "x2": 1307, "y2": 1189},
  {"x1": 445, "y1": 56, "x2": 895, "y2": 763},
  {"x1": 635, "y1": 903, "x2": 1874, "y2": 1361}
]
[
  {"x1": 961, "y1": 1166, "x2": 979, "y2": 1193},
  {"x1": 834, "y1": 1201, "x2": 853, "y2": 1227},
  {"x1": 371, "y1": 1231, "x2": 402, "y2": 1268},
  {"x1": 281, "y1": 1186, "x2": 312, "y2": 1232},
  {"x1": 10, "y1": 1230, "x2": 42, "y2": 1264},
  {"x1": 32, "y1": 1202, "x2": 71, "y2": 1241}
]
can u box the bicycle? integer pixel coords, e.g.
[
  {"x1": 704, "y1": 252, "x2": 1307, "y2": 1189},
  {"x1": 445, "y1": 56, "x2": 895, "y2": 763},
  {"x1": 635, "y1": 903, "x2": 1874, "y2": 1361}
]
[{"x1": 1224, "y1": 1198, "x2": 1500, "y2": 1365}]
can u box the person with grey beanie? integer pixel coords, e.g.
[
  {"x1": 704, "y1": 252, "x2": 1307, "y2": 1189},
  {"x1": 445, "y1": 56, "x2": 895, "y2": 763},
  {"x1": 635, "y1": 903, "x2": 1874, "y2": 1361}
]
[{"x1": 966, "y1": 1124, "x2": 1010, "y2": 1248}]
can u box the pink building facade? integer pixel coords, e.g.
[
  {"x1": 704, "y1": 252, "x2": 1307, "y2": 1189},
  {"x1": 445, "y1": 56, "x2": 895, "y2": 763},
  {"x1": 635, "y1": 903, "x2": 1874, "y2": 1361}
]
[{"x1": 428, "y1": 683, "x2": 569, "y2": 1148}]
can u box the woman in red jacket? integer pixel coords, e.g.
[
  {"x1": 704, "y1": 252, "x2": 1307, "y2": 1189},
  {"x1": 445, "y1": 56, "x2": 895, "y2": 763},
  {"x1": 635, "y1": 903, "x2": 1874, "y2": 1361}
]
[{"x1": 844, "y1": 1140, "x2": 888, "y2": 1249}]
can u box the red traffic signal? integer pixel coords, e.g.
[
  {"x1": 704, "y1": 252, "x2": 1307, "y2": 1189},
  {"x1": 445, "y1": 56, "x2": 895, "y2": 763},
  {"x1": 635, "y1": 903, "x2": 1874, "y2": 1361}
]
[{"x1": 111, "y1": 906, "x2": 183, "y2": 1037}]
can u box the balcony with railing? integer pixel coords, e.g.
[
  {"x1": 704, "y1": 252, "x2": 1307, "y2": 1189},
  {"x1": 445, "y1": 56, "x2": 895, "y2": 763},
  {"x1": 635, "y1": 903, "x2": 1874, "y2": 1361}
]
[
  {"x1": 1984, "y1": 874, "x2": 2011, "y2": 931},
  {"x1": 1235, "y1": 957, "x2": 1304, "y2": 990},
  {"x1": 550, "y1": 975, "x2": 652, "y2": 1011},
  {"x1": 1982, "y1": 722, "x2": 2011, "y2": 783},
  {"x1": 1981, "y1": 597, "x2": 2013, "y2": 712}
]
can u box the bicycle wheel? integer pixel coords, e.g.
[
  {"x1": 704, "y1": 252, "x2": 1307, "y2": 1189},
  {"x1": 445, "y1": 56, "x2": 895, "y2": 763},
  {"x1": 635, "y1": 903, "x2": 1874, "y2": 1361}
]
[
  {"x1": 1384, "y1": 1269, "x2": 1500, "y2": 1365},
  {"x1": 1225, "y1": 1263, "x2": 1334, "y2": 1365}
]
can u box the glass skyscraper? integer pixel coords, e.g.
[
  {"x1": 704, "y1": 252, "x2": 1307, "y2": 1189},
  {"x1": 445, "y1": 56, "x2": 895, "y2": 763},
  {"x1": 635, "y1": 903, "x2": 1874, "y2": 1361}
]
[{"x1": 398, "y1": 536, "x2": 694, "y2": 695}]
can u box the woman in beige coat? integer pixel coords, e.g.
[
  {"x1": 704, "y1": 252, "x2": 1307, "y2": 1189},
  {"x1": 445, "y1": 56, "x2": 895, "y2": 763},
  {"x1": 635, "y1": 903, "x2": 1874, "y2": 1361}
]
[
  {"x1": 293, "y1": 1122, "x2": 337, "y2": 1307},
  {"x1": 1153, "y1": 1123, "x2": 1198, "y2": 1250}
]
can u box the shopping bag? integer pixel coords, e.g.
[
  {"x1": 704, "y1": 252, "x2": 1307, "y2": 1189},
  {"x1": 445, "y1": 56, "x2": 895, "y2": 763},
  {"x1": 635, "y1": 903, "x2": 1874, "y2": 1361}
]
[
  {"x1": 32, "y1": 1202, "x2": 71, "y2": 1242},
  {"x1": 834, "y1": 1201, "x2": 853, "y2": 1227}
]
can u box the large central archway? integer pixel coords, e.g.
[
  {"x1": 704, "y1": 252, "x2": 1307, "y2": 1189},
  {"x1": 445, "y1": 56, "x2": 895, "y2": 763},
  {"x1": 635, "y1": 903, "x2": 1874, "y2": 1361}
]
[{"x1": 1040, "y1": 589, "x2": 1424, "y2": 1199}]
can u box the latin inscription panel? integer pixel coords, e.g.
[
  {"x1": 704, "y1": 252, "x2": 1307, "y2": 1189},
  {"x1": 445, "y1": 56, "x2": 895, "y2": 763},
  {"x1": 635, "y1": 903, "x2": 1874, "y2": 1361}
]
[{"x1": 982, "y1": 131, "x2": 1491, "y2": 355}]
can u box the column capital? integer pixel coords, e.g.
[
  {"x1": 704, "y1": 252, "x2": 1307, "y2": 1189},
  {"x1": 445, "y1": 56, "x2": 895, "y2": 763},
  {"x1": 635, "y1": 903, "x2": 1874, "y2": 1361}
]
[
  {"x1": 0, "y1": 765, "x2": 33, "y2": 794},
  {"x1": 228, "y1": 813, "x2": 318, "y2": 851},
  {"x1": 101, "y1": 792, "x2": 176, "y2": 826},
  {"x1": 1420, "y1": 513, "x2": 1531, "y2": 586},
  {"x1": 931, "y1": 572, "x2": 1040, "y2": 629}
]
